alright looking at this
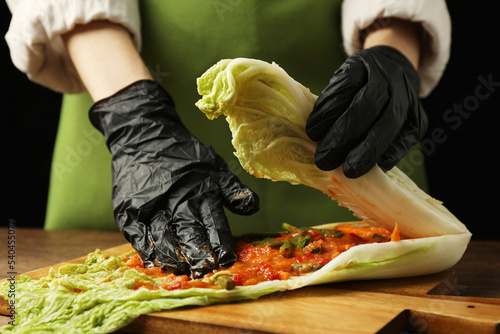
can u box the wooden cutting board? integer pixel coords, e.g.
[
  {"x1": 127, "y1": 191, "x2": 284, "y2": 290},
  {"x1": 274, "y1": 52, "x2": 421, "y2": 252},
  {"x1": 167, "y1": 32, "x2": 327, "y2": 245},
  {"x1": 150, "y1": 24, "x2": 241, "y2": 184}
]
[{"x1": 1, "y1": 244, "x2": 499, "y2": 334}]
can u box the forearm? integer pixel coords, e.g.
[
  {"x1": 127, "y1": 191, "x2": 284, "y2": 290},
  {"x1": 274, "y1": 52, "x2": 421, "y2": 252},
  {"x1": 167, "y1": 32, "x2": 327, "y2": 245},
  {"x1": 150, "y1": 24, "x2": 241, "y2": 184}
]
[
  {"x1": 62, "y1": 20, "x2": 153, "y2": 101},
  {"x1": 363, "y1": 18, "x2": 422, "y2": 70}
]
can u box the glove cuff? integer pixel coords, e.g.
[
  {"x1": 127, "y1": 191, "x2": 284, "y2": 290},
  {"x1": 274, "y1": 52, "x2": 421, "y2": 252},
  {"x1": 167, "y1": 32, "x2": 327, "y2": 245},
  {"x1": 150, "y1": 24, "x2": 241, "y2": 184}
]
[
  {"x1": 368, "y1": 46, "x2": 421, "y2": 89},
  {"x1": 88, "y1": 79, "x2": 177, "y2": 133},
  {"x1": 88, "y1": 80, "x2": 185, "y2": 154}
]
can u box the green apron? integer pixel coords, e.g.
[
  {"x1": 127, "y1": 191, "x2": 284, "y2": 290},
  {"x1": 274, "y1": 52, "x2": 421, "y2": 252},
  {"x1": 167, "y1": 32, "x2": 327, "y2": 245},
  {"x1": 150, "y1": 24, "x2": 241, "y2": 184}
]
[{"x1": 45, "y1": 0, "x2": 428, "y2": 234}]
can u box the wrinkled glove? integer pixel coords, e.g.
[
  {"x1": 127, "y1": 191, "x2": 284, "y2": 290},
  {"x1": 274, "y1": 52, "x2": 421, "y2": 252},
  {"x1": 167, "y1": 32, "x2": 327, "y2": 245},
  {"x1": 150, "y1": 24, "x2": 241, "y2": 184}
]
[
  {"x1": 306, "y1": 46, "x2": 428, "y2": 178},
  {"x1": 90, "y1": 80, "x2": 259, "y2": 279}
]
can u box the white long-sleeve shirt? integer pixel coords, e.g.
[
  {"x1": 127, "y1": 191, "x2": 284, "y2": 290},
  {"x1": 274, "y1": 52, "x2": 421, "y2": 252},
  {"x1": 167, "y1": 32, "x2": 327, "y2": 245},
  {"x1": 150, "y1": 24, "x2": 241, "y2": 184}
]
[{"x1": 5, "y1": 0, "x2": 451, "y2": 97}]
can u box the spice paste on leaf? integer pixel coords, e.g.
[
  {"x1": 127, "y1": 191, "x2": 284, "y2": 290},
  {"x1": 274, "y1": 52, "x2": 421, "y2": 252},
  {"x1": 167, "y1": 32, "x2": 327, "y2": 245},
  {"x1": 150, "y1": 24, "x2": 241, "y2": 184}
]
[{"x1": 124, "y1": 223, "x2": 401, "y2": 291}]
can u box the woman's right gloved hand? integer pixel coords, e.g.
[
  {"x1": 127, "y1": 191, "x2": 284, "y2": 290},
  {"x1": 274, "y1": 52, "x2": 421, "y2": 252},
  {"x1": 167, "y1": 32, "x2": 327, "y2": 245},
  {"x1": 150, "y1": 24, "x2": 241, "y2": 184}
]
[
  {"x1": 89, "y1": 80, "x2": 260, "y2": 279},
  {"x1": 306, "y1": 46, "x2": 427, "y2": 178}
]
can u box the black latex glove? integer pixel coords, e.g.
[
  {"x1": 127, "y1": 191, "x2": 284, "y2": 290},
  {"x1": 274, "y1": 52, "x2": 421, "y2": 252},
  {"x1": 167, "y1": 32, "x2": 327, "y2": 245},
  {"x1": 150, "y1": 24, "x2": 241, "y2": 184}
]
[
  {"x1": 89, "y1": 80, "x2": 259, "y2": 279},
  {"x1": 306, "y1": 46, "x2": 428, "y2": 178}
]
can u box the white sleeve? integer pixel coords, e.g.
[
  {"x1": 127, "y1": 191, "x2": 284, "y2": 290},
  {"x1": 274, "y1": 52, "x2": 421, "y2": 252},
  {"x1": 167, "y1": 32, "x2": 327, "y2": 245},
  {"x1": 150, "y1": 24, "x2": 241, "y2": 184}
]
[
  {"x1": 5, "y1": 0, "x2": 141, "y2": 94},
  {"x1": 341, "y1": 0, "x2": 451, "y2": 97}
]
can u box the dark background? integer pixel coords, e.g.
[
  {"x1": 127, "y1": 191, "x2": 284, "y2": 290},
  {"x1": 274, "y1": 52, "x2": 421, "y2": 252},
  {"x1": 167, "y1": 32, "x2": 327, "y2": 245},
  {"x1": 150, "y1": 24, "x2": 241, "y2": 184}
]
[{"x1": 2, "y1": 1, "x2": 499, "y2": 239}]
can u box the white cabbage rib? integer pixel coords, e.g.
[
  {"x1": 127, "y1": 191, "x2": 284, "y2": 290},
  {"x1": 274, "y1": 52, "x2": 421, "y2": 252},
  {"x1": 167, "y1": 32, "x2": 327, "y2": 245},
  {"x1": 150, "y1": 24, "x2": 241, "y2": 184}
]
[{"x1": 196, "y1": 58, "x2": 471, "y2": 279}]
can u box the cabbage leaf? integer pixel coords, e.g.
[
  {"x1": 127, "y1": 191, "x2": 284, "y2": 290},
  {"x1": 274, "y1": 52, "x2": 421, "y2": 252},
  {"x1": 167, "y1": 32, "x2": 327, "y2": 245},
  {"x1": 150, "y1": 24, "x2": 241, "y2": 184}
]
[
  {"x1": 196, "y1": 58, "x2": 470, "y2": 240},
  {"x1": 195, "y1": 57, "x2": 471, "y2": 280}
]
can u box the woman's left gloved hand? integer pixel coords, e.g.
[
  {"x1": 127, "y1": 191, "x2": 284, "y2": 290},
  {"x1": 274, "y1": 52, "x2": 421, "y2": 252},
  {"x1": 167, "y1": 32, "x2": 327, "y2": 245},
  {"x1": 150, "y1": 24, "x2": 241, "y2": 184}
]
[
  {"x1": 306, "y1": 46, "x2": 428, "y2": 178},
  {"x1": 89, "y1": 80, "x2": 259, "y2": 279}
]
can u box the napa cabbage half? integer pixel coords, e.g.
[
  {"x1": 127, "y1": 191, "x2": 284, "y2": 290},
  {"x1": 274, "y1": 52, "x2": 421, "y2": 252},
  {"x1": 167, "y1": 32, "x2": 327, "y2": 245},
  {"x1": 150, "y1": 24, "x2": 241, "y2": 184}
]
[{"x1": 195, "y1": 57, "x2": 471, "y2": 271}]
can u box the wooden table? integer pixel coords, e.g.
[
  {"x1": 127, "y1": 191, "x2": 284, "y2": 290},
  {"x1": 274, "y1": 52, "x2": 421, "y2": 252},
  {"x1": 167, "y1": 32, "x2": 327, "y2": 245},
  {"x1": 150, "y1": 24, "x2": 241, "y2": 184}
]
[{"x1": 1, "y1": 228, "x2": 499, "y2": 333}]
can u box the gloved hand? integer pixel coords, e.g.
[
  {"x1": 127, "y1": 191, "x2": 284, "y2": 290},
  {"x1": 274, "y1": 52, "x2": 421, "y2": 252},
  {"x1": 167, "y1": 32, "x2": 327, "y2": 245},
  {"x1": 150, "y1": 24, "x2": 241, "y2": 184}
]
[
  {"x1": 306, "y1": 46, "x2": 428, "y2": 178},
  {"x1": 89, "y1": 80, "x2": 259, "y2": 279}
]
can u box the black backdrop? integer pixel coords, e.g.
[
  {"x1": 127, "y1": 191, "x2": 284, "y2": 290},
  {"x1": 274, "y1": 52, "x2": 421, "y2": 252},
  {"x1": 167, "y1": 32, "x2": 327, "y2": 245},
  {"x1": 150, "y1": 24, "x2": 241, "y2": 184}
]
[{"x1": 2, "y1": 1, "x2": 499, "y2": 239}]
